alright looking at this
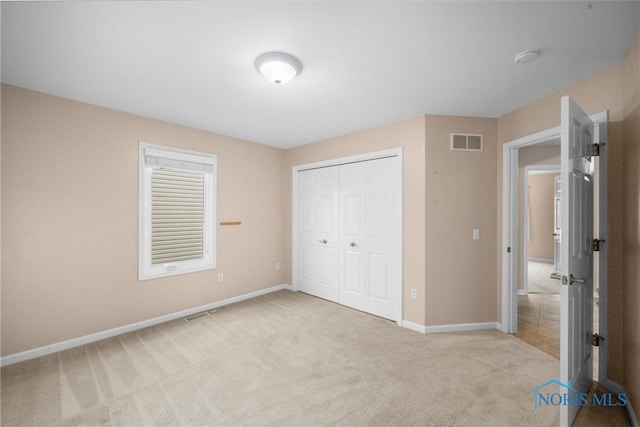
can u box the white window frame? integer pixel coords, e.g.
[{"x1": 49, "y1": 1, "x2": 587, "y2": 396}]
[{"x1": 139, "y1": 142, "x2": 217, "y2": 281}]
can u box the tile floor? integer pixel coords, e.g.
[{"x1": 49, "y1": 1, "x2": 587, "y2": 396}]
[{"x1": 515, "y1": 293, "x2": 560, "y2": 359}]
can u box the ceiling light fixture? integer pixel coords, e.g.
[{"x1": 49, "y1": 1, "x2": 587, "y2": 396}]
[
  {"x1": 514, "y1": 50, "x2": 540, "y2": 65},
  {"x1": 255, "y1": 52, "x2": 303, "y2": 85}
]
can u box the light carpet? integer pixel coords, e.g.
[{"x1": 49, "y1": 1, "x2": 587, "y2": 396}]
[{"x1": 1, "y1": 290, "x2": 560, "y2": 426}]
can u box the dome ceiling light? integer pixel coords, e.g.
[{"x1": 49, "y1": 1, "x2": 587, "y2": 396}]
[
  {"x1": 255, "y1": 52, "x2": 303, "y2": 85},
  {"x1": 514, "y1": 50, "x2": 540, "y2": 65}
]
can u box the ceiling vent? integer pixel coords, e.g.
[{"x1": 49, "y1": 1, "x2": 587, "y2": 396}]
[{"x1": 450, "y1": 133, "x2": 483, "y2": 152}]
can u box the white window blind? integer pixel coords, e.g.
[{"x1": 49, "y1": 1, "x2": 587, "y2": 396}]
[
  {"x1": 139, "y1": 143, "x2": 217, "y2": 281},
  {"x1": 151, "y1": 169, "x2": 204, "y2": 264}
]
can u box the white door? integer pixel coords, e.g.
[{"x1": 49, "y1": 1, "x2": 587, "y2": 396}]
[
  {"x1": 553, "y1": 175, "x2": 562, "y2": 275},
  {"x1": 338, "y1": 157, "x2": 400, "y2": 320},
  {"x1": 338, "y1": 162, "x2": 367, "y2": 311},
  {"x1": 560, "y1": 96, "x2": 594, "y2": 426},
  {"x1": 363, "y1": 157, "x2": 400, "y2": 319},
  {"x1": 298, "y1": 167, "x2": 340, "y2": 302}
]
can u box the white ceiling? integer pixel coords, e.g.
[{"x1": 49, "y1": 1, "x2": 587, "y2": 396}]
[{"x1": 2, "y1": 1, "x2": 639, "y2": 149}]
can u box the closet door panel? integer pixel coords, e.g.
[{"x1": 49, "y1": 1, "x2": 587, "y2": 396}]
[
  {"x1": 369, "y1": 253, "x2": 389, "y2": 301},
  {"x1": 339, "y1": 163, "x2": 366, "y2": 311},
  {"x1": 365, "y1": 157, "x2": 399, "y2": 319},
  {"x1": 297, "y1": 167, "x2": 339, "y2": 302}
]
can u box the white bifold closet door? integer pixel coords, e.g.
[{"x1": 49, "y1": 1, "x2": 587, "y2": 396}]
[
  {"x1": 298, "y1": 166, "x2": 340, "y2": 302},
  {"x1": 297, "y1": 156, "x2": 400, "y2": 321}
]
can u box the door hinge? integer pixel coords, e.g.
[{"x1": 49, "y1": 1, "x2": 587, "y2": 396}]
[
  {"x1": 592, "y1": 333, "x2": 604, "y2": 347},
  {"x1": 593, "y1": 238, "x2": 606, "y2": 252},
  {"x1": 507, "y1": 247, "x2": 511, "y2": 253},
  {"x1": 592, "y1": 143, "x2": 600, "y2": 157}
]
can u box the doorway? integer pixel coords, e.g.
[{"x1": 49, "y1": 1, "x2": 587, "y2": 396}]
[
  {"x1": 523, "y1": 166, "x2": 561, "y2": 295},
  {"x1": 517, "y1": 164, "x2": 562, "y2": 358},
  {"x1": 500, "y1": 107, "x2": 612, "y2": 426}
]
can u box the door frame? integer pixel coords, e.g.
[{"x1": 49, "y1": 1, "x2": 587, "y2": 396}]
[
  {"x1": 500, "y1": 110, "x2": 608, "y2": 356},
  {"x1": 522, "y1": 165, "x2": 560, "y2": 295},
  {"x1": 292, "y1": 147, "x2": 404, "y2": 324}
]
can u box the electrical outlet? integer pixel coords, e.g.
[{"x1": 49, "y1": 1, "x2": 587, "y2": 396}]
[
  {"x1": 276, "y1": 262, "x2": 281, "y2": 271},
  {"x1": 217, "y1": 273, "x2": 224, "y2": 282},
  {"x1": 410, "y1": 289, "x2": 417, "y2": 300}
]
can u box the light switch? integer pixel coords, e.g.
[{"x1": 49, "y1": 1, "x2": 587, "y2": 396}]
[{"x1": 473, "y1": 229, "x2": 480, "y2": 240}]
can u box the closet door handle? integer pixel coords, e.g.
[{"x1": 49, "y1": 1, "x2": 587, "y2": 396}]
[{"x1": 318, "y1": 239, "x2": 328, "y2": 244}]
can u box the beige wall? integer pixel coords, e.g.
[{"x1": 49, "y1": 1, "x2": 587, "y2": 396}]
[
  {"x1": 621, "y1": 26, "x2": 640, "y2": 413},
  {"x1": 527, "y1": 173, "x2": 556, "y2": 261},
  {"x1": 285, "y1": 117, "x2": 427, "y2": 325},
  {"x1": 517, "y1": 146, "x2": 560, "y2": 291},
  {"x1": 285, "y1": 114, "x2": 498, "y2": 328},
  {"x1": 1, "y1": 85, "x2": 288, "y2": 356},
  {"x1": 1, "y1": 90, "x2": 499, "y2": 353},
  {"x1": 424, "y1": 115, "x2": 497, "y2": 326},
  {"x1": 497, "y1": 26, "x2": 640, "y2": 408}
]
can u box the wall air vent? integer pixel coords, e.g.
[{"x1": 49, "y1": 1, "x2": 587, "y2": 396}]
[{"x1": 450, "y1": 133, "x2": 483, "y2": 152}]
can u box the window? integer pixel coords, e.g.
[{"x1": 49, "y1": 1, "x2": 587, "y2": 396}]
[{"x1": 139, "y1": 143, "x2": 216, "y2": 281}]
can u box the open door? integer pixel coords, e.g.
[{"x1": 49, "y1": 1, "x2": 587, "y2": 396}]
[{"x1": 559, "y1": 96, "x2": 595, "y2": 426}]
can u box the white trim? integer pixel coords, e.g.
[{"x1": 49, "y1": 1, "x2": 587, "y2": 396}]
[
  {"x1": 528, "y1": 169, "x2": 560, "y2": 176},
  {"x1": 1, "y1": 284, "x2": 291, "y2": 367},
  {"x1": 401, "y1": 320, "x2": 502, "y2": 335},
  {"x1": 291, "y1": 147, "x2": 403, "y2": 324},
  {"x1": 424, "y1": 322, "x2": 501, "y2": 334},
  {"x1": 501, "y1": 110, "x2": 607, "y2": 334},
  {"x1": 293, "y1": 148, "x2": 402, "y2": 172},
  {"x1": 518, "y1": 290, "x2": 528, "y2": 296},
  {"x1": 400, "y1": 320, "x2": 427, "y2": 334},
  {"x1": 138, "y1": 142, "x2": 217, "y2": 281},
  {"x1": 502, "y1": 127, "x2": 560, "y2": 334},
  {"x1": 528, "y1": 257, "x2": 554, "y2": 263}
]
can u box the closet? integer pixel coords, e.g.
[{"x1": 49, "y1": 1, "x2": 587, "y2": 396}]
[{"x1": 293, "y1": 150, "x2": 402, "y2": 321}]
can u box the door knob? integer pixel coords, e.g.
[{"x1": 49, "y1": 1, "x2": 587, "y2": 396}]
[
  {"x1": 561, "y1": 274, "x2": 586, "y2": 286},
  {"x1": 570, "y1": 274, "x2": 586, "y2": 285},
  {"x1": 318, "y1": 239, "x2": 328, "y2": 244},
  {"x1": 350, "y1": 242, "x2": 358, "y2": 247}
]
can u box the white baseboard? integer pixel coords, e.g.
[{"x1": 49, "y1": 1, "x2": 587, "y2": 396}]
[
  {"x1": 424, "y1": 321, "x2": 501, "y2": 334},
  {"x1": 599, "y1": 378, "x2": 639, "y2": 426},
  {"x1": 528, "y1": 257, "x2": 554, "y2": 263},
  {"x1": 1, "y1": 284, "x2": 292, "y2": 367},
  {"x1": 400, "y1": 320, "x2": 427, "y2": 334},
  {"x1": 401, "y1": 321, "x2": 501, "y2": 335}
]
